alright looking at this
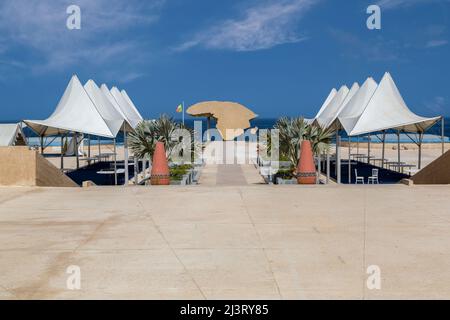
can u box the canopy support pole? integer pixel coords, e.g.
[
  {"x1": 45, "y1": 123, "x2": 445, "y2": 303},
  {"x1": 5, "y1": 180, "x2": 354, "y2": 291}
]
[
  {"x1": 124, "y1": 126, "x2": 129, "y2": 186},
  {"x1": 367, "y1": 134, "x2": 371, "y2": 164},
  {"x1": 442, "y1": 117, "x2": 445, "y2": 155},
  {"x1": 60, "y1": 134, "x2": 64, "y2": 171},
  {"x1": 113, "y1": 139, "x2": 118, "y2": 185},
  {"x1": 134, "y1": 157, "x2": 139, "y2": 185},
  {"x1": 336, "y1": 131, "x2": 341, "y2": 184},
  {"x1": 397, "y1": 130, "x2": 401, "y2": 172},
  {"x1": 326, "y1": 148, "x2": 330, "y2": 184},
  {"x1": 98, "y1": 136, "x2": 101, "y2": 158},
  {"x1": 348, "y1": 137, "x2": 351, "y2": 184},
  {"x1": 381, "y1": 131, "x2": 386, "y2": 169},
  {"x1": 40, "y1": 136, "x2": 44, "y2": 154},
  {"x1": 87, "y1": 134, "x2": 91, "y2": 165},
  {"x1": 74, "y1": 132, "x2": 80, "y2": 169},
  {"x1": 357, "y1": 136, "x2": 359, "y2": 154},
  {"x1": 418, "y1": 132, "x2": 424, "y2": 170}
]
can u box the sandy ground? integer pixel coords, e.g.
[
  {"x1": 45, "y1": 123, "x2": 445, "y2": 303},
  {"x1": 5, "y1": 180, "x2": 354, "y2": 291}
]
[
  {"x1": 338, "y1": 143, "x2": 450, "y2": 171},
  {"x1": 0, "y1": 184, "x2": 450, "y2": 299}
]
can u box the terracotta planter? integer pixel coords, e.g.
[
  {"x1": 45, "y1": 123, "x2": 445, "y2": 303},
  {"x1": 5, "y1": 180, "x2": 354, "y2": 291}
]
[
  {"x1": 296, "y1": 140, "x2": 316, "y2": 185},
  {"x1": 151, "y1": 142, "x2": 170, "y2": 185}
]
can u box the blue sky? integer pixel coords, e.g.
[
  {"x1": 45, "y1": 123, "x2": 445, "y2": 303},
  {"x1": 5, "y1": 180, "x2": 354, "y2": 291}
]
[{"x1": 0, "y1": 0, "x2": 449, "y2": 121}]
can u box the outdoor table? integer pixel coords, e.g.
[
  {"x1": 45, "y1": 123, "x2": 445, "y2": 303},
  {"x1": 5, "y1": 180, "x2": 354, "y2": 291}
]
[
  {"x1": 370, "y1": 158, "x2": 387, "y2": 167},
  {"x1": 96, "y1": 153, "x2": 116, "y2": 162},
  {"x1": 385, "y1": 161, "x2": 406, "y2": 171},
  {"x1": 80, "y1": 157, "x2": 98, "y2": 164},
  {"x1": 350, "y1": 153, "x2": 365, "y2": 160},
  {"x1": 97, "y1": 168, "x2": 126, "y2": 185},
  {"x1": 355, "y1": 155, "x2": 374, "y2": 163},
  {"x1": 390, "y1": 163, "x2": 415, "y2": 174}
]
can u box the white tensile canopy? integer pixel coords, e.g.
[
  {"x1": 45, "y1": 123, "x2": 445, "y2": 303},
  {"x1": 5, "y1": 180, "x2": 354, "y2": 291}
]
[
  {"x1": 0, "y1": 123, "x2": 26, "y2": 146},
  {"x1": 315, "y1": 73, "x2": 444, "y2": 184},
  {"x1": 349, "y1": 72, "x2": 441, "y2": 136},
  {"x1": 111, "y1": 86, "x2": 143, "y2": 129},
  {"x1": 100, "y1": 85, "x2": 142, "y2": 129},
  {"x1": 315, "y1": 88, "x2": 337, "y2": 119},
  {"x1": 314, "y1": 85, "x2": 350, "y2": 128},
  {"x1": 25, "y1": 75, "x2": 116, "y2": 138},
  {"x1": 121, "y1": 89, "x2": 144, "y2": 122},
  {"x1": 333, "y1": 77, "x2": 378, "y2": 134},
  {"x1": 326, "y1": 82, "x2": 360, "y2": 131},
  {"x1": 84, "y1": 80, "x2": 132, "y2": 135}
]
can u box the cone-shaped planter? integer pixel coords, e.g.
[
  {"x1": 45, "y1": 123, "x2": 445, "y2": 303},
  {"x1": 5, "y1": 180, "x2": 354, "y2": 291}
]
[
  {"x1": 297, "y1": 140, "x2": 316, "y2": 185},
  {"x1": 151, "y1": 142, "x2": 170, "y2": 185}
]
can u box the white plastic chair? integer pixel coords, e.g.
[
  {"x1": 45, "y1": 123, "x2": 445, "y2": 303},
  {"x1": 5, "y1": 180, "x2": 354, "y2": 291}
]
[
  {"x1": 355, "y1": 169, "x2": 364, "y2": 184},
  {"x1": 368, "y1": 169, "x2": 379, "y2": 184}
]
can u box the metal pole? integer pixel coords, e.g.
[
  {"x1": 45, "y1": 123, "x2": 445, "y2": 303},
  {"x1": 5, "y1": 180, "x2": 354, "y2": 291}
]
[
  {"x1": 74, "y1": 132, "x2": 80, "y2": 169},
  {"x1": 40, "y1": 136, "x2": 44, "y2": 154},
  {"x1": 113, "y1": 139, "x2": 118, "y2": 185},
  {"x1": 381, "y1": 131, "x2": 386, "y2": 169},
  {"x1": 336, "y1": 132, "x2": 341, "y2": 184},
  {"x1": 357, "y1": 136, "x2": 360, "y2": 154},
  {"x1": 98, "y1": 136, "x2": 101, "y2": 158},
  {"x1": 367, "y1": 134, "x2": 371, "y2": 164},
  {"x1": 418, "y1": 132, "x2": 423, "y2": 170},
  {"x1": 60, "y1": 134, "x2": 64, "y2": 170},
  {"x1": 397, "y1": 130, "x2": 401, "y2": 172},
  {"x1": 442, "y1": 117, "x2": 445, "y2": 155},
  {"x1": 87, "y1": 134, "x2": 91, "y2": 165},
  {"x1": 348, "y1": 137, "x2": 351, "y2": 184},
  {"x1": 326, "y1": 148, "x2": 330, "y2": 184},
  {"x1": 134, "y1": 157, "x2": 139, "y2": 185},
  {"x1": 124, "y1": 126, "x2": 129, "y2": 186},
  {"x1": 335, "y1": 131, "x2": 339, "y2": 175}
]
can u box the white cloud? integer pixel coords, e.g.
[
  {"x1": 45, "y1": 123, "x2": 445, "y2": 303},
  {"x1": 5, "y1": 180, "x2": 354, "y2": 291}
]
[
  {"x1": 425, "y1": 96, "x2": 447, "y2": 114},
  {"x1": 425, "y1": 39, "x2": 449, "y2": 48},
  {"x1": 0, "y1": 0, "x2": 165, "y2": 78},
  {"x1": 330, "y1": 29, "x2": 400, "y2": 61},
  {"x1": 377, "y1": 0, "x2": 450, "y2": 9},
  {"x1": 176, "y1": 0, "x2": 318, "y2": 52}
]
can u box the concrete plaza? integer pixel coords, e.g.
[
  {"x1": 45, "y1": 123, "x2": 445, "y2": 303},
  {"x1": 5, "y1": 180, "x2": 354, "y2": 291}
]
[{"x1": 1, "y1": 184, "x2": 450, "y2": 299}]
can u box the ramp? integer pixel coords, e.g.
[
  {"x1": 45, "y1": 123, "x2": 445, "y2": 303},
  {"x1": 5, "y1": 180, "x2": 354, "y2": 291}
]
[
  {"x1": 0, "y1": 146, "x2": 78, "y2": 187},
  {"x1": 412, "y1": 150, "x2": 450, "y2": 185}
]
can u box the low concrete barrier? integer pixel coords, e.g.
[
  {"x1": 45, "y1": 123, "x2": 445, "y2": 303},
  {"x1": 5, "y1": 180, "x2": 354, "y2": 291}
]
[
  {"x1": 412, "y1": 150, "x2": 450, "y2": 185},
  {"x1": 0, "y1": 146, "x2": 78, "y2": 187}
]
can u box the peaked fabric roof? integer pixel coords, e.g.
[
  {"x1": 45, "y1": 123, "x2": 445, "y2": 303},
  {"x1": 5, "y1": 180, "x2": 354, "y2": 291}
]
[
  {"x1": 315, "y1": 88, "x2": 337, "y2": 119},
  {"x1": 84, "y1": 80, "x2": 132, "y2": 135},
  {"x1": 25, "y1": 75, "x2": 115, "y2": 138},
  {"x1": 110, "y1": 87, "x2": 142, "y2": 129},
  {"x1": 121, "y1": 89, "x2": 144, "y2": 121},
  {"x1": 314, "y1": 85, "x2": 350, "y2": 128},
  {"x1": 0, "y1": 123, "x2": 26, "y2": 146},
  {"x1": 349, "y1": 73, "x2": 441, "y2": 136},
  {"x1": 326, "y1": 82, "x2": 360, "y2": 130},
  {"x1": 335, "y1": 77, "x2": 378, "y2": 134}
]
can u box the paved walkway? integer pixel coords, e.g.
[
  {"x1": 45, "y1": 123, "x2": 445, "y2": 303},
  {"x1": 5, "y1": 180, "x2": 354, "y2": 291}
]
[
  {"x1": 1, "y1": 185, "x2": 450, "y2": 299},
  {"x1": 199, "y1": 141, "x2": 265, "y2": 186},
  {"x1": 199, "y1": 164, "x2": 265, "y2": 186}
]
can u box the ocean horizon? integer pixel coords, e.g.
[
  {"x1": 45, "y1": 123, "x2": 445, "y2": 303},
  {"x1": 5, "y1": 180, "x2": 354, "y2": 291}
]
[{"x1": 2, "y1": 117, "x2": 449, "y2": 146}]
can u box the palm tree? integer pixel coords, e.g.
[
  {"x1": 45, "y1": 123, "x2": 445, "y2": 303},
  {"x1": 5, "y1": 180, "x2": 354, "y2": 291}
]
[
  {"x1": 128, "y1": 114, "x2": 198, "y2": 163},
  {"x1": 274, "y1": 117, "x2": 307, "y2": 166},
  {"x1": 273, "y1": 117, "x2": 333, "y2": 166}
]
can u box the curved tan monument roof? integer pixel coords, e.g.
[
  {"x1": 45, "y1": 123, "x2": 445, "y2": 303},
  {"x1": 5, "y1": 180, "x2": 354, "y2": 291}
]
[{"x1": 187, "y1": 101, "x2": 257, "y2": 140}]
